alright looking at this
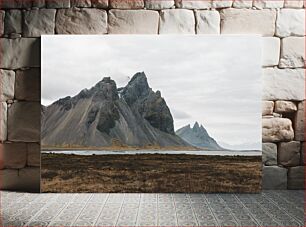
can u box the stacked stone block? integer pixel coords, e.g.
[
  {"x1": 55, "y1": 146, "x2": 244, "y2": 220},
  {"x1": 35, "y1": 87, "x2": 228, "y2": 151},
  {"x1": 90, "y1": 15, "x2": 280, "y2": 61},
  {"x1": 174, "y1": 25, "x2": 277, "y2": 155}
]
[
  {"x1": 0, "y1": 0, "x2": 304, "y2": 192},
  {"x1": 262, "y1": 101, "x2": 305, "y2": 189}
]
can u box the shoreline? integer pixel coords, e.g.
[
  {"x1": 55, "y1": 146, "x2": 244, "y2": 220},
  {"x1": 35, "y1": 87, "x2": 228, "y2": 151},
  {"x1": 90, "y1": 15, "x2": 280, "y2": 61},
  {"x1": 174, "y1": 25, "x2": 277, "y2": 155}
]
[
  {"x1": 41, "y1": 145, "x2": 204, "y2": 151},
  {"x1": 41, "y1": 146, "x2": 260, "y2": 153},
  {"x1": 42, "y1": 150, "x2": 262, "y2": 157}
]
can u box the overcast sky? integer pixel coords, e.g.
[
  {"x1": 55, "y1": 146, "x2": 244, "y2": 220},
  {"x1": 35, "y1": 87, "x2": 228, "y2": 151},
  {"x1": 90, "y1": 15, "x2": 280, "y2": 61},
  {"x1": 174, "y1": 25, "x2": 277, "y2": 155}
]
[{"x1": 42, "y1": 35, "x2": 262, "y2": 149}]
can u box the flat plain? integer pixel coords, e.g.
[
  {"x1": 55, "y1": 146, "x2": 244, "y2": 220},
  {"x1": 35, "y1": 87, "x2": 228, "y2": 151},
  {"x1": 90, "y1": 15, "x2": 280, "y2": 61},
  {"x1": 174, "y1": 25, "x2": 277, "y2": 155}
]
[{"x1": 41, "y1": 153, "x2": 262, "y2": 193}]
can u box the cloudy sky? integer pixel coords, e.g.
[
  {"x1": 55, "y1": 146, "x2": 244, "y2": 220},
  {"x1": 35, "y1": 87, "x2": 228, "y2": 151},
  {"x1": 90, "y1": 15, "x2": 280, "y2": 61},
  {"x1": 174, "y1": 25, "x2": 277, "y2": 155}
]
[{"x1": 42, "y1": 35, "x2": 262, "y2": 149}]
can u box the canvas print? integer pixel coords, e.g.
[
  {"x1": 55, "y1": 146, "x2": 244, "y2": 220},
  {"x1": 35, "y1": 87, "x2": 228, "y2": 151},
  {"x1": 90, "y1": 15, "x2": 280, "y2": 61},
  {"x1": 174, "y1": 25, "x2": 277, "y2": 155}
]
[{"x1": 41, "y1": 35, "x2": 262, "y2": 193}]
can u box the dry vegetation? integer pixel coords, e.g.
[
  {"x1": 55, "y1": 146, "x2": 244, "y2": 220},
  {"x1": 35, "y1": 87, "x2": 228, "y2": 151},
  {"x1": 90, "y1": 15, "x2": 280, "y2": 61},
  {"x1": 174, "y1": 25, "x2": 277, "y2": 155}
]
[{"x1": 41, "y1": 154, "x2": 262, "y2": 193}]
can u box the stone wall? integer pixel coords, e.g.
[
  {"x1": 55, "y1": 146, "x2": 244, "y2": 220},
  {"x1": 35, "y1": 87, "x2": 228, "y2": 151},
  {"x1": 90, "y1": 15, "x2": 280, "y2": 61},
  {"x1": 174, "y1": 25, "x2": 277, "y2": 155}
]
[{"x1": 0, "y1": 0, "x2": 304, "y2": 192}]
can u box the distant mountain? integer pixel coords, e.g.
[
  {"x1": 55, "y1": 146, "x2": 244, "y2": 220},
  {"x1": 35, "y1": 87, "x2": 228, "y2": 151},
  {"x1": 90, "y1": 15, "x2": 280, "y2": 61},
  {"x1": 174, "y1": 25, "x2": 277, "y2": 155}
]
[
  {"x1": 41, "y1": 72, "x2": 191, "y2": 148},
  {"x1": 176, "y1": 122, "x2": 223, "y2": 150}
]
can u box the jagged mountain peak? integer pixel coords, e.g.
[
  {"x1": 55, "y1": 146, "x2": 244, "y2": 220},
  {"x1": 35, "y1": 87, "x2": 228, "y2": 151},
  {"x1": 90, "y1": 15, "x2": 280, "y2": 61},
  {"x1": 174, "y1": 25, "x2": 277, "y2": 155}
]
[
  {"x1": 121, "y1": 71, "x2": 174, "y2": 135},
  {"x1": 122, "y1": 72, "x2": 151, "y2": 105},
  {"x1": 70, "y1": 76, "x2": 119, "y2": 103},
  {"x1": 129, "y1": 71, "x2": 146, "y2": 81},
  {"x1": 192, "y1": 122, "x2": 209, "y2": 137},
  {"x1": 53, "y1": 76, "x2": 118, "y2": 110},
  {"x1": 128, "y1": 72, "x2": 149, "y2": 89},
  {"x1": 176, "y1": 122, "x2": 222, "y2": 150},
  {"x1": 92, "y1": 77, "x2": 117, "y2": 90},
  {"x1": 193, "y1": 122, "x2": 200, "y2": 131},
  {"x1": 93, "y1": 77, "x2": 116, "y2": 88},
  {"x1": 102, "y1": 76, "x2": 112, "y2": 83}
]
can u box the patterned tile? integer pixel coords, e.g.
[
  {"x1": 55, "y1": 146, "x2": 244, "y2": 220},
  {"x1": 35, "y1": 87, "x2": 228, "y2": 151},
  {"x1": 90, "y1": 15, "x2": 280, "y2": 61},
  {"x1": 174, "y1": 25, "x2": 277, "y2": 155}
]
[
  {"x1": 88, "y1": 193, "x2": 109, "y2": 203},
  {"x1": 137, "y1": 201, "x2": 157, "y2": 226},
  {"x1": 73, "y1": 203, "x2": 104, "y2": 226},
  {"x1": 95, "y1": 201, "x2": 122, "y2": 226},
  {"x1": 0, "y1": 190, "x2": 304, "y2": 227},
  {"x1": 116, "y1": 203, "x2": 139, "y2": 226},
  {"x1": 49, "y1": 203, "x2": 86, "y2": 226},
  {"x1": 158, "y1": 197, "x2": 177, "y2": 227}
]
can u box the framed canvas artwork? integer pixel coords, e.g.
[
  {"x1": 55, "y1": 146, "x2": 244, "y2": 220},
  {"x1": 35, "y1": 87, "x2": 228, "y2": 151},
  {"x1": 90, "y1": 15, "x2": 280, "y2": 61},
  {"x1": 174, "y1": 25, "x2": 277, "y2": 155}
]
[{"x1": 41, "y1": 35, "x2": 262, "y2": 193}]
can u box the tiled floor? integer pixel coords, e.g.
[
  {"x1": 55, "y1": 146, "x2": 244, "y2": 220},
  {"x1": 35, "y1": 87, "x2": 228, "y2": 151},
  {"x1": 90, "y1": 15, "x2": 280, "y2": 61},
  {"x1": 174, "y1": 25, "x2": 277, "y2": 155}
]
[{"x1": 1, "y1": 190, "x2": 304, "y2": 226}]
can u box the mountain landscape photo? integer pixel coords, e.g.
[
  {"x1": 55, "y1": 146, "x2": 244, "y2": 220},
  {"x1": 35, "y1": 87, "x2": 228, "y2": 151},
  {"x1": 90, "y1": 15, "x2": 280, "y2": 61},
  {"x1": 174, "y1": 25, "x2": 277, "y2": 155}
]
[{"x1": 41, "y1": 35, "x2": 262, "y2": 193}]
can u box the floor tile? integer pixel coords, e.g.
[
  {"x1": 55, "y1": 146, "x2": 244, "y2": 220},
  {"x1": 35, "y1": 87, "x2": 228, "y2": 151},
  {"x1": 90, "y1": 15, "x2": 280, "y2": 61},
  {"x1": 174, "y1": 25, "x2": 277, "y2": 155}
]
[{"x1": 0, "y1": 190, "x2": 303, "y2": 227}]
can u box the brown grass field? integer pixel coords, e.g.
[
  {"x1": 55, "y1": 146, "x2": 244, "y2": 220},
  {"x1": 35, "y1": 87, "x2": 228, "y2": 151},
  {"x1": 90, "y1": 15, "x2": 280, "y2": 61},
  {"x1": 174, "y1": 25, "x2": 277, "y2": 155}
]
[{"x1": 41, "y1": 154, "x2": 262, "y2": 193}]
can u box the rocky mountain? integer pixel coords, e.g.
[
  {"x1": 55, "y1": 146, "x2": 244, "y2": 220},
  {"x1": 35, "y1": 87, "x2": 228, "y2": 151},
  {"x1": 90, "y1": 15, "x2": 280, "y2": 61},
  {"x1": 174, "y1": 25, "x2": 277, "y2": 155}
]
[
  {"x1": 41, "y1": 72, "x2": 191, "y2": 148},
  {"x1": 176, "y1": 122, "x2": 223, "y2": 150}
]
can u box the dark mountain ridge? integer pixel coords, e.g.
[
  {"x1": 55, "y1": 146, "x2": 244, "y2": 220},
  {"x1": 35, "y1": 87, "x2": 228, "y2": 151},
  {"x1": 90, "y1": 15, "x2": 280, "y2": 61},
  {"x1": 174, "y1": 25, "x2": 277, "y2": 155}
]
[{"x1": 41, "y1": 72, "x2": 191, "y2": 149}]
